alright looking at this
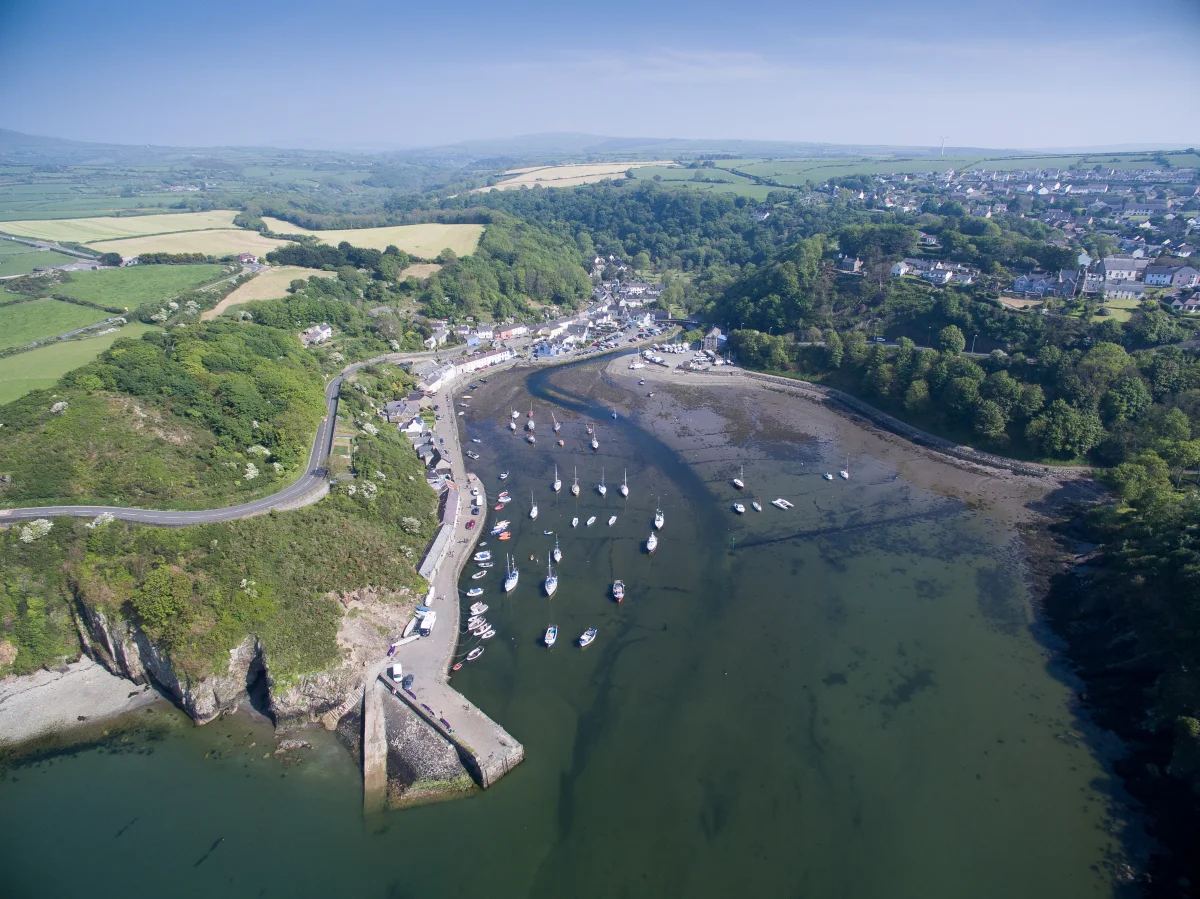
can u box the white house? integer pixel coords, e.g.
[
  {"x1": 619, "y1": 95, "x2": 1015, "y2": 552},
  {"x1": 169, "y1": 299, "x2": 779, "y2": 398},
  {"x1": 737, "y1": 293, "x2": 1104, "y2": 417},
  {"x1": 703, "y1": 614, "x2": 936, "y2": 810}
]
[
  {"x1": 1099, "y1": 255, "x2": 1144, "y2": 282},
  {"x1": 456, "y1": 347, "x2": 515, "y2": 375},
  {"x1": 300, "y1": 323, "x2": 333, "y2": 346}
]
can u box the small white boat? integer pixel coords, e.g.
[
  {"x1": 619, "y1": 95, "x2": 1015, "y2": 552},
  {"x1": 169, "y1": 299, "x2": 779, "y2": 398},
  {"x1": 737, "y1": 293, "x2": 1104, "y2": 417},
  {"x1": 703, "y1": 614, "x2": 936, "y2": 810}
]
[
  {"x1": 499, "y1": 471, "x2": 509, "y2": 480},
  {"x1": 840, "y1": 456, "x2": 850, "y2": 480},
  {"x1": 771, "y1": 498, "x2": 794, "y2": 510},
  {"x1": 471, "y1": 571, "x2": 487, "y2": 580},
  {"x1": 471, "y1": 438, "x2": 482, "y2": 444},
  {"x1": 591, "y1": 434, "x2": 599, "y2": 451},
  {"x1": 467, "y1": 587, "x2": 484, "y2": 598},
  {"x1": 822, "y1": 472, "x2": 833, "y2": 481},
  {"x1": 732, "y1": 465, "x2": 745, "y2": 490},
  {"x1": 527, "y1": 433, "x2": 537, "y2": 444},
  {"x1": 751, "y1": 501, "x2": 762, "y2": 512},
  {"x1": 530, "y1": 493, "x2": 538, "y2": 520},
  {"x1": 466, "y1": 647, "x2": 484, "y2": 661},
  {"x1": 470, "y1": 602, "x2": 488, "y2": 615},
  {"x1": 527, "y1": 416, "x2": 535, "y2": 431},
  {"x1": 477, "y1": 562, "x2": 493, "y2": 569},
  {"x1": 511, "y1": 409, "x2": 520, "y2": 420},
  {"x1": 654, "y1": 507, "x2": 664, "y2": 530},
  {"x1": 504, "y1": 555, "x2": 519, "y2": 593},
  {"x1": 571, "y1": 466, "x2": 580, "y2": 496},
  {"x1": 509, "y1": 420, "x2": 517, "y2": 431},
  {"x1": 586, "y1": 516, "x2": 597, "y2": 527},
  {"x1": 732, "y1": 503, "x2": 745, "y2": 514},
  {"x1": 552, "y1": 464, "x2": 561, "y2": 493},
  {"x1": 474, "y1": 551, "x2": 492, "y2": 562},
  {"x1": 490, "y1": 521, "x2": 510, "y2": 534},
  {"x1": 646, "y1": 531, "x2": 658, "y2": 554},
  {"x1": 620, "y1": 469, "x2": 629, "y2": 498},
  {"x1": 402, "y1": 617, "x2": 418, "y2": 638},
  {"x1": 481, "y1": 628, "x2": 496, "y2": 640},
  {"x1": 499, "y1": 495, "x2": 512, "y2": 504},
  {"x1": 607, "y1": 515, "x2": 617, "y2": 526},
  {"x1": 545, "y1": 625, "x2": 558, "y2": 647},
  {"x1": 579, "y1": 627, "x2": 597, "y2": 647},
  {"x1": 528, "y1": 402, "x2": 535, "y2": 418},
  {"x1": 552, "y1": 412, "x2": 561, "y2": 433},
  {"x1": 544, "y1": 555, "x2": 558, "y2": 597},
  {"x1": 598, "y1": 467, "x2": 607, "y2": 496},
  {"x1": 458, "y1": 411, "x2": 465, "y2": 416},
  {"x1": 552, "y1": 537, "x2": 562, "y2": 563},
  {"x1": 612, "y1": 580, "x2": 625, "y2": 602},
  {"x1": 571, "y1": 517, "x2": 579, "y2": 528}
]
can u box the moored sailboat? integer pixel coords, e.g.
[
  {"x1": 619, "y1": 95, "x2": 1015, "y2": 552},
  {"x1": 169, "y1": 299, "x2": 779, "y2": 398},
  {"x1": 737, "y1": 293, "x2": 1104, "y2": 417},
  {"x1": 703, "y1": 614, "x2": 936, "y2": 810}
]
[
  {"x1": 571, "y1": 466, "x2": 580, "y2": 496},
  {"x1": 529, "y1": 492, "x2": 538, "y2": 520},
  {"x1": 732, "y1": 464, "x2": 744, "y2": 490},
  {"x1": 839, "y1": 456, "x2": 850, "y2": 480},
  {"x1": 552, "y1": 465, "x2": 561, "y2": 493},
  {"x1": 620, "y1": 469, "x2": 629, "y2": 498},
  {"x1": 504, "y1": 554, "x2": 519, "y2": 593},
  {"x1": 598, "y1": 467, "x2": 607, "y2": 496},
  {"x1": 646, "y1": 531, "x2": 658, "y2": 554},
  {"x1": 552, "y1": 536, "x2": 562, "y2": 563},
  {"x1": 543, "y1": 555, "x2": 558, "y2": 597}
]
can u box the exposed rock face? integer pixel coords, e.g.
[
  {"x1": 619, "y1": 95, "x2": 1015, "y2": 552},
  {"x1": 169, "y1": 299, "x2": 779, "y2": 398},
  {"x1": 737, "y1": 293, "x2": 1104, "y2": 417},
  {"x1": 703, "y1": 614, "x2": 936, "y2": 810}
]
[
  {"x1": 74, "y1": 600, "x2": 261, "y2": 725},
  {"x1": 71, "y1": 586, "x2": 420, "y2": 731}
]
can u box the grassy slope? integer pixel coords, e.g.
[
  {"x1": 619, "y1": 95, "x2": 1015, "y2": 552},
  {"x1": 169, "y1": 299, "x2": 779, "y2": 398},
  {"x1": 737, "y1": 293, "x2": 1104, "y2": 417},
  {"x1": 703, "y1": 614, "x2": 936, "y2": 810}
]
[
  {"x1": 0, "y1": 322, "x2": 157, "y2": 404},
  {"x1": 259, "y1": 218, "x2": 484, "y2": 256},
  {"x1": 52, "y1": 263, "x2": 226, "y2": 308},
  {"x1": 0, "y1": 298, "x2": 109, "y2": 350},
  {"x1": 0, "y1": 211, "x2": 238, "y2": 243}
]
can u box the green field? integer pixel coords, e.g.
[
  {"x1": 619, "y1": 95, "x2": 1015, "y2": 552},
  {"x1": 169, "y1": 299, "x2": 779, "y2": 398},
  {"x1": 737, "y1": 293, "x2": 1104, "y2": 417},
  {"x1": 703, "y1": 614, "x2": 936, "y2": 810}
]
[
  {"x1": 0, "y1": 322, "x2": 158, "y2": 405},
  {"x1": 0, "y1": 298, "x2": 110, "y2": 350},
  {"x1": 0, "y1": 247, "x2": 76, "y2": 277},
  {"x1": 628, "y1": 166, "x2": 776, "y2": 199},
  {"x1": 52, "y1": 263, "x2": 227, "y2": 308}
]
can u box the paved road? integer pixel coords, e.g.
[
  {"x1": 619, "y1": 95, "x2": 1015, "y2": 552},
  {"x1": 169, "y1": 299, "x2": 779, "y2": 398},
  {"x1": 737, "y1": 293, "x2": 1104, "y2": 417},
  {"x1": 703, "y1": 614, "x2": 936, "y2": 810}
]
[{"x1": 0, "y1": 348, "x2": 459, "y2": 526}]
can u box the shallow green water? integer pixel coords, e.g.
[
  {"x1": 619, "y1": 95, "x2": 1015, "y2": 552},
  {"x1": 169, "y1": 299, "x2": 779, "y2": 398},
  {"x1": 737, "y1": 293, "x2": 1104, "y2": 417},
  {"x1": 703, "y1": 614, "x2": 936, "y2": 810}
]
[{"x1": 0, "y1": 358, "x2": 1136, "y2": 898}]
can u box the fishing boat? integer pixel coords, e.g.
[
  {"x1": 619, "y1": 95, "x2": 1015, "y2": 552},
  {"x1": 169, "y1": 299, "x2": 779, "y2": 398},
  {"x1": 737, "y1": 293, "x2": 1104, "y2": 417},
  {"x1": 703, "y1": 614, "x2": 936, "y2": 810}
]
[
  {"x1": 498, "y1": 490, "x2": 510, "y2": 499},
  {"x1": 732, "y1": 503, "x2": 745, "y2": 515},
  {"x1": 470, "y1": 602, "x2": 488, "y2": 615},
  {"x1": 466, "y1": 647, "x2": 484, "y2": 661},
  {"x1": 477, "y1": 562, "x2": 494, "y2": 569},
  {"x1": 544, "y1": 555, "x2": 558, "y2": 597},
  {"x1": 481, "y1": 629, "x2": 496, "y2": 640},
  {"x1": 467, "y1": 616, "x2": 486, "y2": 629},
  {"x1": 586, "y1": 516, "x2": 597, "y2": 527},
  {"x1": 552, "y1": 413, "x2": 561, "y2": 433},
  {"x1": 620, "y1": 469, "x2": 629, "y2": 498},
  {"x1": 552, "y1": 465, "x2": 561, "y2": 493},
  {"x1": 511, "y1": 408, "x2": 520, "y2": 420},
  {"x1": 579, "y1": 628, "x2": 597, "y2": 647},
  {"x1": 499, "y1": 495, "x2": 512, "y2": 504},
  {"x1": 732, "y1": 464, "x2": 745, "y2": 490},
  {"x1": 499, "y1": 471, "x2": 509, "y2": 480},
  {"x1": 545, "y1": 625, "x2": 558, "y2": 647},
  {"x1": 552, "y1": 537, "x2": 562, "y2": 563},
  {"x1": 529, "y1": 493, "x2": 538, "y2": 520},
  {"x1": 607, "y1": 515, "x2": 617, "y2": 526},
  {"x1": 598, "y1": 468, "x2": 607, "y2": 496},
  {"x1": 493, "y1": 504, "x2": 505, "y2": 511},
  {"x1": 527, "y1": 433, "x2": 537, "y2": 444},
  {"x1": 471, "y1": 571, "x2": 487, "y2": 580},
  {"x1": 474, "y1": 551, "x2": 492, "y2": 562},
  {"x1": 498, "y1": 532, "x2": 511, "y2": 540},
  {"x1": 646, "y1": 531, "x2": 658, "y2": 554},
  {"x1": 452, "y1": 662, "x2": 463, "y2": 671},
  {"x1": 504, "y1": 555, "x2": 519, "y2": 593},
  {"x1": 490, "y1": 521, "x2": 510, "y2": 534},
  {"x1": 571, "y1": 517, "x2": 579, "y2": 528},
  {"x1": 571, "y1": 466, "x2": 580, "y2": 496},
  {"x1": 751, "y1": 501, "x2": 762, "y2": 512},
  {"x1": 839, "y1": 456, "x2": 850, "y2": 480},
  {"x1": 526, "y1": 416, "x2": 535, "y2": 431},
  {"x1": 612, "y1": 580, "x2": 625, "y2": 602},
  {"x1": 654, "y1": 502, "x2": 664, "y2": 530},
  {"x1": 822, "y1": 472, "x2": 834, "y2": 481}
]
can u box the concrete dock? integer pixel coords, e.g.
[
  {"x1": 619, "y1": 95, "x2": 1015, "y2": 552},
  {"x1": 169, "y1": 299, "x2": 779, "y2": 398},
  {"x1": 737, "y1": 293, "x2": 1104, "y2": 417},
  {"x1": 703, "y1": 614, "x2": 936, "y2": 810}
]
[{"x1": 364, "y1": 372, "x2": 524, "y2": 808}]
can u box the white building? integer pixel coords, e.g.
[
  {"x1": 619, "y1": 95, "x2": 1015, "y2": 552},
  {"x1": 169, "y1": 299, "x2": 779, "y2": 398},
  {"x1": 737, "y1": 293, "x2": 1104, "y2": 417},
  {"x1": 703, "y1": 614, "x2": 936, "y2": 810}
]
[{"x1": 300, "y1": 323, "x2": 333, "y2": 346}]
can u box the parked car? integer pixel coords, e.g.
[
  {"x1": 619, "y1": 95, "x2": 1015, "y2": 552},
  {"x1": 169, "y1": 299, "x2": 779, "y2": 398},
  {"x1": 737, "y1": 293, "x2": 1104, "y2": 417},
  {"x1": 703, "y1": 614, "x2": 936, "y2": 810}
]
[{"x1": 466, "y1": 520, "x2": 475, "y2": 530}]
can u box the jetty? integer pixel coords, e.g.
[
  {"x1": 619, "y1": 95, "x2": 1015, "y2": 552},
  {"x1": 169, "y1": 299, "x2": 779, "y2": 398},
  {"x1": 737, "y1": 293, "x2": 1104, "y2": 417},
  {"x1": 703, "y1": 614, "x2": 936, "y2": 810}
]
[{"x1": 363, "y1": 373, "x2": 524, "y2": 810}]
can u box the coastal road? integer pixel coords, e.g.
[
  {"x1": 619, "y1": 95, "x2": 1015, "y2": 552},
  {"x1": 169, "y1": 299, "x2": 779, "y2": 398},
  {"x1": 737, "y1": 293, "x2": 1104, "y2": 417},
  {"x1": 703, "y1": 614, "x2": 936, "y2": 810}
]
[{"x1": 0, "y1": 347, "x2": 463, "y2": 526}]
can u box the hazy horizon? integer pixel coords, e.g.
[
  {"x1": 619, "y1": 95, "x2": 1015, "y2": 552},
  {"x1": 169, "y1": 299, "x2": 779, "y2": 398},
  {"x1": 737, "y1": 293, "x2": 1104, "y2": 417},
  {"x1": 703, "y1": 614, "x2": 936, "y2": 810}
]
[{"x1": 1, "y1": 0, "x2": 1197, "y2": 152}]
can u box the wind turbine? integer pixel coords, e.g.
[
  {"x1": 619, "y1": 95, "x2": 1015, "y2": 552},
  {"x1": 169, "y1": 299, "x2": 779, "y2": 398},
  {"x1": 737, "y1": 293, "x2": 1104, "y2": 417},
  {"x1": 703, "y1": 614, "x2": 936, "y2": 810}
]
[{"x1": 939, "y1": 136, "x2": 950, "y2": 156}]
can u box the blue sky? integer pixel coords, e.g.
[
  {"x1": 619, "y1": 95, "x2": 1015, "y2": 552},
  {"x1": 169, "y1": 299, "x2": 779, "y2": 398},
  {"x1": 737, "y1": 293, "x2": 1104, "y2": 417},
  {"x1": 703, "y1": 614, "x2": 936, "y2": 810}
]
[{"x1": 1, "y1": 0, "x2": 1197, "y2": 151}]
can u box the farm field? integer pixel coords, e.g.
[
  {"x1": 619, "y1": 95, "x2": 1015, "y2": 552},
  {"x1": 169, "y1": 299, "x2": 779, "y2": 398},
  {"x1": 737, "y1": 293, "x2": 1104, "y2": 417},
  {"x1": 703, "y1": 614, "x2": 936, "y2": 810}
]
[
  {"x1": 0, "y1": 247, "x2": 76, "y2": 277},
  {"x1": 86, "y1": 230, "x2": 285, "y2": 259},
  {"x1": 53, "y1": 263, "x2": 227, "y2": 308},
  {"x1": 0, "y1": 322, "x2": 157, "y2": 405},
  {"x1": 259, "y1": 219, "x2": 484, "y2": 256},
  {"x1": 0, "y1": 299, "x2": 110, "y2": 350},
  {"x1": 0, "y1": 210, "x2": 239, "y2": 243},
  {"x1": 399, "y1": 262, "x2": 442, "y2": 280},
  {"x1": 479, "y1": 161, "x2": 675, "y2": 191},
  {"x1": 627, "y1": 167, "x2": 775, "y2": 199},
  {"x1": 202, "y1": 266, "x2": 333, "y2": 320}
]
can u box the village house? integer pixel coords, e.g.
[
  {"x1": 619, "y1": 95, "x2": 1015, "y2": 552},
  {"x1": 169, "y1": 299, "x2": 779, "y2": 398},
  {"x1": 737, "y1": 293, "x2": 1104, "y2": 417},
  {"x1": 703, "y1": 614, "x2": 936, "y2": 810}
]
[
  {"x1": 236, "y1": 253, "x2": 258, "y2": 264},
  {"x1": 496, "y1": 325, "x2": 528, "y2": 340},
  {"x1": 423, "y1": 328, "x2": 449, "y2": 350},
  {"x1": 455, "y1": 346, "x2": 515, "y2": 375},
  {"x1": 1144, "y1": 265, "x2": 1200, "y2": 288},
  {"x1": 1098, "y1": 255, "x2": 1147, "y2": 282},
  {"x1": 382, "y1": 398, "x2": 423, "y2": 424},
  {"x1": 701, "y1": 327, "x2": 724, "y2": 351},
  {"x1": 1170, "y1": 296, "x2": 1200, "y2": 313},
  {"x1": 1103, "y1": 280, "x2": 1147, "y2": 301},
  {"x1": 921, "y1": 269, "x2": 953, "y2": 286},
  {"x1": 838, "y1": 256, "x2": 862, "y2": 273},
  {"x1": 299, "y1": 323, "x2": 333, "y2": 346}
]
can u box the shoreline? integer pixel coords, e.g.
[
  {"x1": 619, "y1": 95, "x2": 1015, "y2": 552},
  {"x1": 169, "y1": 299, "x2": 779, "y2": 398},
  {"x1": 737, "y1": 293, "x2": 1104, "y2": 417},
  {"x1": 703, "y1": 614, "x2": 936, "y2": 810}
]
[{"x1": 0, "y1": 658, "x2": 165, "y2": 749}]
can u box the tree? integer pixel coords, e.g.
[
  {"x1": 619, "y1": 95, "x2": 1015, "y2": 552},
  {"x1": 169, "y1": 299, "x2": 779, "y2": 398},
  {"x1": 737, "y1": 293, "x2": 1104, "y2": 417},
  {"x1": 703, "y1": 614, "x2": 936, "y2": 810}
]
[
  {"x1": 1101, "y1": 376, "x2": 1152, "y2": 424},
  {"x1": 938, "y1": 325, "x2": 966, "y2": 355},
  {"x1": 98, "y1": 252, "x2": 123, "y2": 267},
  {"x1": 824, "y1": 330, "x2": 843, "y2": 369},
  {"x1": 980, "y1": 371, "x2": 1022, "y2": 415},
  {"x1": 1017, "y1": 383, "x2": 1045, "y2": 420},
  {"x1": 943, "y1": 376, "x2": 981, "y2": 420},
  {"x1": 1026, "y1": 400, "x2": 1106, "y2": 458},
  {"x1": 974, "y1": 399, "x2": 1010, "y2": 442},
  {"x1": 904, "y1": 379, "x2": 931, "y2": 412}
]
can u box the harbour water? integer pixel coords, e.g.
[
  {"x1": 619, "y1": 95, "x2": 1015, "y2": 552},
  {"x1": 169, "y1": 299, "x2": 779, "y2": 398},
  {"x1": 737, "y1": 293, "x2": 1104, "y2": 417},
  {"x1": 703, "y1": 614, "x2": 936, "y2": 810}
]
[{"x1": 0, "y1": 356, "x2": 1140, "y2": 898}]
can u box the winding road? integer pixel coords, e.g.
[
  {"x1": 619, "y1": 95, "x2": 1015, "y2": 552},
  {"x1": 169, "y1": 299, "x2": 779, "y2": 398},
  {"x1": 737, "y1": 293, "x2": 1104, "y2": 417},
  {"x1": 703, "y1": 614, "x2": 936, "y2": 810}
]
[{"x1": 0, "y1": 348, "x2": 467, "y2": 526}]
